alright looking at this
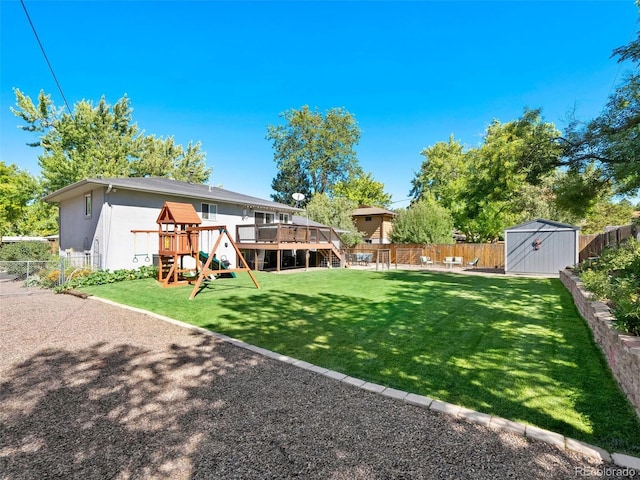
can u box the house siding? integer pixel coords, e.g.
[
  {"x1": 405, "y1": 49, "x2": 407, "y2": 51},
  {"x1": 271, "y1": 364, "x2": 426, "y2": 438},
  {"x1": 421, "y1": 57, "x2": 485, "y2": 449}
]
[
  {"x1": 106, "y1": 191, "x2": 264, "y2": 270},
  {"x1": 59, "y1": 187, "x2": 104, "y2": 254},
  {"x1": 354, "y1": 215, "x2": 393, "y2": 244},
  {"x1": 48, "y1": 178, "x2": 300, "y2": 271}
]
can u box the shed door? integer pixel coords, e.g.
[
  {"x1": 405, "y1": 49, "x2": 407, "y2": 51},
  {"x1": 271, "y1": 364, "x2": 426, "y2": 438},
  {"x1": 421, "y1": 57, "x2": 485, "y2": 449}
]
[{"x1": 506, "y1": 230, "x2": 575, "y2": 274}]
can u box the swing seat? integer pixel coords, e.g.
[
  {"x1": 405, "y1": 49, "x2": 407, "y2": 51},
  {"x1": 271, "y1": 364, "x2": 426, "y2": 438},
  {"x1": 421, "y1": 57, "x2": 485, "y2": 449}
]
[{"x1": 198, "y1": 251, "x2": 236, "y2": 278}]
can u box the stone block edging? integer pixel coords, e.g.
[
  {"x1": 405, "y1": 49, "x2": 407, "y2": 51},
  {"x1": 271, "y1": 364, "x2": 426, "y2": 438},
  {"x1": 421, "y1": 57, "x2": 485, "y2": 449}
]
[
  {"x1": 559, "y1": 269, "x2": 640, "y2": 420},
  {"x1": 89, "y1": 295, "x2": 640, "y2": 469}
]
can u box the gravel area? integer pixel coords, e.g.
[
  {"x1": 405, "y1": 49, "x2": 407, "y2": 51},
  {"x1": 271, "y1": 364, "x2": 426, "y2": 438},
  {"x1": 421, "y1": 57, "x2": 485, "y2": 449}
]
[{"x1": 1, "y1": 280, "x2": 638, "y2": 479}]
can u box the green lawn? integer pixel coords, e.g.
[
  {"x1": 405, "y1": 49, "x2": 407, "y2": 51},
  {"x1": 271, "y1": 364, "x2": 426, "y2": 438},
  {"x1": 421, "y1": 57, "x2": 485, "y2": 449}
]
[{"x1": 81, "y1": 268, "x2": 640, "y2": 454}]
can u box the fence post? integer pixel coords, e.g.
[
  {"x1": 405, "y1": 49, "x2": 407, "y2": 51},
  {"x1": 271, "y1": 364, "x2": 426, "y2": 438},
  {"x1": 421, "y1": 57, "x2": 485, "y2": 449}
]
[{"x1": 60, "y1": 258, "x2": 66, "y2": 284}]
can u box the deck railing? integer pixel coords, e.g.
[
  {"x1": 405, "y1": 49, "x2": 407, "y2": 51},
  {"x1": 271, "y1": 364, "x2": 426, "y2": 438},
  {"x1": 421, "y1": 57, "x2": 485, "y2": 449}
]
[{"x1": 236, "y1": 224, "x2": 342, "y2": 247}]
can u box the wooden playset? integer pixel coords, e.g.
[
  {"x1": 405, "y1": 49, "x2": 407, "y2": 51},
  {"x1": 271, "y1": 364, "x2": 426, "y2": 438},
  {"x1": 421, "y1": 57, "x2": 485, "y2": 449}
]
[{"x1": 133, "y1": 201, "x2": 259, "y2": 299}]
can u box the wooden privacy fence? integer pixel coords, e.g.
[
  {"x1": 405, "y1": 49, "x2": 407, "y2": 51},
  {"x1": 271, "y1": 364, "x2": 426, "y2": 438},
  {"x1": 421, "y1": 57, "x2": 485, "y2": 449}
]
[
  {"x1": 578, "y1": 224, "x2": 638, "y2": 261},
  {"x1": 348, "y1": 243, "x2": 505, "y2": 268},
  {"x1": 349, "y1": 224, "x2": 638, "y2": 268}
]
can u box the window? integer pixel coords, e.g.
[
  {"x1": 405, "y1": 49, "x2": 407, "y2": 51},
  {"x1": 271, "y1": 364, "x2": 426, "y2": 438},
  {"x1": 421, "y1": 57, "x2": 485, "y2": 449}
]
[
  {"x1": 84, "y1": 193, "x2": 92, "y2": 218},
  {"x1": 201, "y1": 203, "x2": 217, "y2": 220},
  {"x1": 365, "y1": 216, "x2": 372, "y2": 222},
  {"x1": 279, "y1": 213, "x2": 290, "y2": 223},
  {"x1": 255, "y1": 211, "x2": 275, "y2": 224}
]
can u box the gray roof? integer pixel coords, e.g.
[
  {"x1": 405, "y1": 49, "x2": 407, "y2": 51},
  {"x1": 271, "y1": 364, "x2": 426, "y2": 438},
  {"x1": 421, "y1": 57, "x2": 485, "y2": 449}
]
[
  {"x1": 292, "y1": 215, "x2": 349, "y2": 233},
  {"x1": 353, "y1": 206, "x2": 396, "y2": 217},
  {"x1": 292, "y1": 215, "x2": 327, "y2": 228},
  {"x1": 43, "y1": 177, "x2": 301, "y2": 212},
  {"x1": 505, "y1": 218, "x2": 580, "y2": 232}
]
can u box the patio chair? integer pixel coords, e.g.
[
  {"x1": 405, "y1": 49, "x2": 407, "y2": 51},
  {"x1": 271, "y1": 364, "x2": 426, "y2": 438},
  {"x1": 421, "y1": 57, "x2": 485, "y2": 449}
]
[
  {"x1": 466, "y1": 257, "x2": 479, "y2": 269},
  {"x1": 420, "y1": 256, "x2": 433, "y2": 267}
]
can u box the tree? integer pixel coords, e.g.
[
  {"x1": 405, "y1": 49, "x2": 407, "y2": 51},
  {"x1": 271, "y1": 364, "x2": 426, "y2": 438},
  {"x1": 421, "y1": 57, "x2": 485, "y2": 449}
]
[
  {"x1": 12, "y1": 89, "x2": 211, "y2": 194},
  {"x1": 130, "y1": 135, "x2": 208, "y2": 183},
  {"x1": 581, "y1": 199, "x2": 635, "y2": 234},
  {"x1": 411, "y1": 135, "x2": 471, "y2": 234},
  {"x1": 267, "y1": 105, "x2": 361, "y2": 205},
  {"x1": 460, "y1": 111, "x2": 563, "y2": 241},
  {"x1": 410, "y1": 109, "x2": 565, "y2": 242},
  {"x1": 304, "y1": 193, "x2": 362, "y2": 246},
  {"x1": 19, "y1": 200, "x2": 58, "y2": 237},
  {"x1": 510, "y1": 173, "x2": 581, "y2": 226},
  {"x1": 270, "y1": 160, "x2": 311, "y2": 205},
  {"x1": 390, "y1": 196, "x2": 454, "y2": 244},
  {"x1": 411, "y1": 135, "x2": 468, "y2": 207},
  {"x1": 0, "y1": 162, "x2": 39, "y2": 236},
  {"x1": 552, "y1": 165, "x2": 607, "y2": 219},
  {"x1": 556, "y1": 26, "x2": 640, "y2": 209},
  {"x1": 332, "y1": 171, "x2": 392, "y2": 208}
]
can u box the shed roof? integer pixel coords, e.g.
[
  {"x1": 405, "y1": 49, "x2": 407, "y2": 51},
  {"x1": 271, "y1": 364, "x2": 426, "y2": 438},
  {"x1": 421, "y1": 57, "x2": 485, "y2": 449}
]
[
  {"x1": 353, "y1": 206, "x2": 396, "y2": 217},
  {"x1": 505, "y1": 218, "x2": 579, "y2": 232},
  {"x1": 156, "y1": 202, "x2": 202, "y2": 225}
]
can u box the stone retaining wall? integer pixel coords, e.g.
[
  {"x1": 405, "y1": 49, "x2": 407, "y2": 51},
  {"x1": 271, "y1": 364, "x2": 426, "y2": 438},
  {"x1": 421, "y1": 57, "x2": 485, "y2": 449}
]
[{"x1": 560, "y1": 269, "x2": 640, "y2": 419}]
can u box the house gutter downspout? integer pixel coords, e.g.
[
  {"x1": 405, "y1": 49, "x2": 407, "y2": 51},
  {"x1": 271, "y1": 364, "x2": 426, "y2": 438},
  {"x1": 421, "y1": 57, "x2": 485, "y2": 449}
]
[{"x1": 102, "y1": 184, "x2": 113, "y2": 270}]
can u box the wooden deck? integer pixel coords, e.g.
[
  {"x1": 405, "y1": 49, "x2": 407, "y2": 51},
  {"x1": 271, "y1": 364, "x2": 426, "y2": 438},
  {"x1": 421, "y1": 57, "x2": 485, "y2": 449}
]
[{"x1": 236, "y1": 224, "x2": 344, "y2": 271}]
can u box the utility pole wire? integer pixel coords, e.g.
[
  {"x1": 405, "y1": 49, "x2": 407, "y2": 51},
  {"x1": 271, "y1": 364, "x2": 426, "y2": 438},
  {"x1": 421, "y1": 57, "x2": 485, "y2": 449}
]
[{"x1": 20, "y1": 0, "x2": 72, "y2": 116}]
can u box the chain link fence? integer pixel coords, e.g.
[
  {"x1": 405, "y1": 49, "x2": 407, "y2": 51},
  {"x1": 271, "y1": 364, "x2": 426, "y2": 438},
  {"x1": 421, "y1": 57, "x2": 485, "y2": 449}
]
[{"x1": 0, "y1": 255, "x2": 102, "y2": 296}]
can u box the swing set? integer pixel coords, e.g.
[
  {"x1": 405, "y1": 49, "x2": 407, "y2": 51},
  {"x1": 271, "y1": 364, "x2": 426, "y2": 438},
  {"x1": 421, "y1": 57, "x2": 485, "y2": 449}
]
[
  {"x1": 130, "y1": 230, "x2": 152, "y2": 263},
  {"x1": 133, "y1": 201, "x2": 260, "y2": 299}
]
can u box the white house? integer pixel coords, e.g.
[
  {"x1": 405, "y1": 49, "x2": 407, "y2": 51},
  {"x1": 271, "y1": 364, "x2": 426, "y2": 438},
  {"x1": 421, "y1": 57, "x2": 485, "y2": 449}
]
[{"x1": 43, "y1": 177, "x2": 302, "y2": 271}]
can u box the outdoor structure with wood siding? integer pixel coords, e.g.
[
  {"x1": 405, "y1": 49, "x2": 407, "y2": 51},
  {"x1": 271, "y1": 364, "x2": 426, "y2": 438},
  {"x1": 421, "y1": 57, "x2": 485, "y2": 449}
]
[{"x1": 352, "y1": 206, "x2": 396, "y2": 244}]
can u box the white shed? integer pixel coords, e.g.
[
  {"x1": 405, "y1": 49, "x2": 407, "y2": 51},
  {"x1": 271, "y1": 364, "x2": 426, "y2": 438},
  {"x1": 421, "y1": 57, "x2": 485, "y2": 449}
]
[{"x1": 504, "y1": 219, "x2": 580, "y2": 275}]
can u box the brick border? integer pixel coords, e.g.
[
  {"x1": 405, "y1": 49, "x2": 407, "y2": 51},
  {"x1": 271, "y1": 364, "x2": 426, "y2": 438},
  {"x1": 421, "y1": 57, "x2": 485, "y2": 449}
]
[{"x1": 559, "y1": 269, "x2": 640, "y2": 419}]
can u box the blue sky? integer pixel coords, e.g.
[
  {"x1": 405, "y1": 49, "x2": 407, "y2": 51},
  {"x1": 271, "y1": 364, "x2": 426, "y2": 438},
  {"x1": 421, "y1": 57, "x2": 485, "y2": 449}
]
[{"x1": 1, "y1": 1, "x2": 638, "y2": 205}]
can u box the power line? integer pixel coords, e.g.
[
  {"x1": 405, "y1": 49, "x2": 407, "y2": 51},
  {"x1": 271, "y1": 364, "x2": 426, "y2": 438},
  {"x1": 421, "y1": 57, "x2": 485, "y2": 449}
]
[
  {"x1": 20, "y1": 0, "x2": 72, "y2": 116},
  {"x1": 389, "y1": 197, "x2": 411, "y2": 205}
]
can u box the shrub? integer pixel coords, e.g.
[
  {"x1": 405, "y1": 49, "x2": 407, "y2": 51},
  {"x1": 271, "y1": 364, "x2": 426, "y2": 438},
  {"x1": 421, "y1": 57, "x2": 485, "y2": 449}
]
[
  {"x1": 578, "y1": 239, "x2": 640, "y2": 336},
  {"x1": 55, "y1": 265, "x2": 158, "y2": 292},
  {"x1": 0, "y1": 241, "x2": 57, "y2": 278},
  {"x1": 0, "y1": 241, "x2": 54, "y2": 261}
]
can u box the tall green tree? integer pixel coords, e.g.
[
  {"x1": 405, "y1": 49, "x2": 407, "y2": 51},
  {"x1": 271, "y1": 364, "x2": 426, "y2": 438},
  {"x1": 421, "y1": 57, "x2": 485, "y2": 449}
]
[
  {"x1": 390, "y1": 196, "x2": 454, "y2": 244},
  {"x1": 510, "y1": 173, "x2": 581, "y2": 226},
  {"x1": 130, "y1": 135, "x2": 208, "y2": 182},
  {"x1": 581, "y1": 199, "x2": 635, "y2": 234},
  {"x1": 332, "y1": 171, "x2": 392, "y2": 208},
  {"x1": 555, "y1": 24, "x2": 640, "y2": 210},
  {"x1": 0, "y1": 162, "x2": 39, "y2": 236},
  {"x1": 19, "y1": 200, "x2": 58, "y2": 237},
  {"x1": 461, "y1": 111, "x2": 563, "y2": 241},
  {"x1": 304, "y1": 193, "x2": 362, "y2": 246},
  {"x1": 411, "y1": 109, "x2": 565, "y2": 242},
  {"x1": 267, "y1": 105, "x2": 361, "y2": 205},
  {"x1": 411, "y1": 135, "x2": 469, "y2": 223},
  {"x1": 12, "y1": 89, "x2": 211, "y2": 194}
]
